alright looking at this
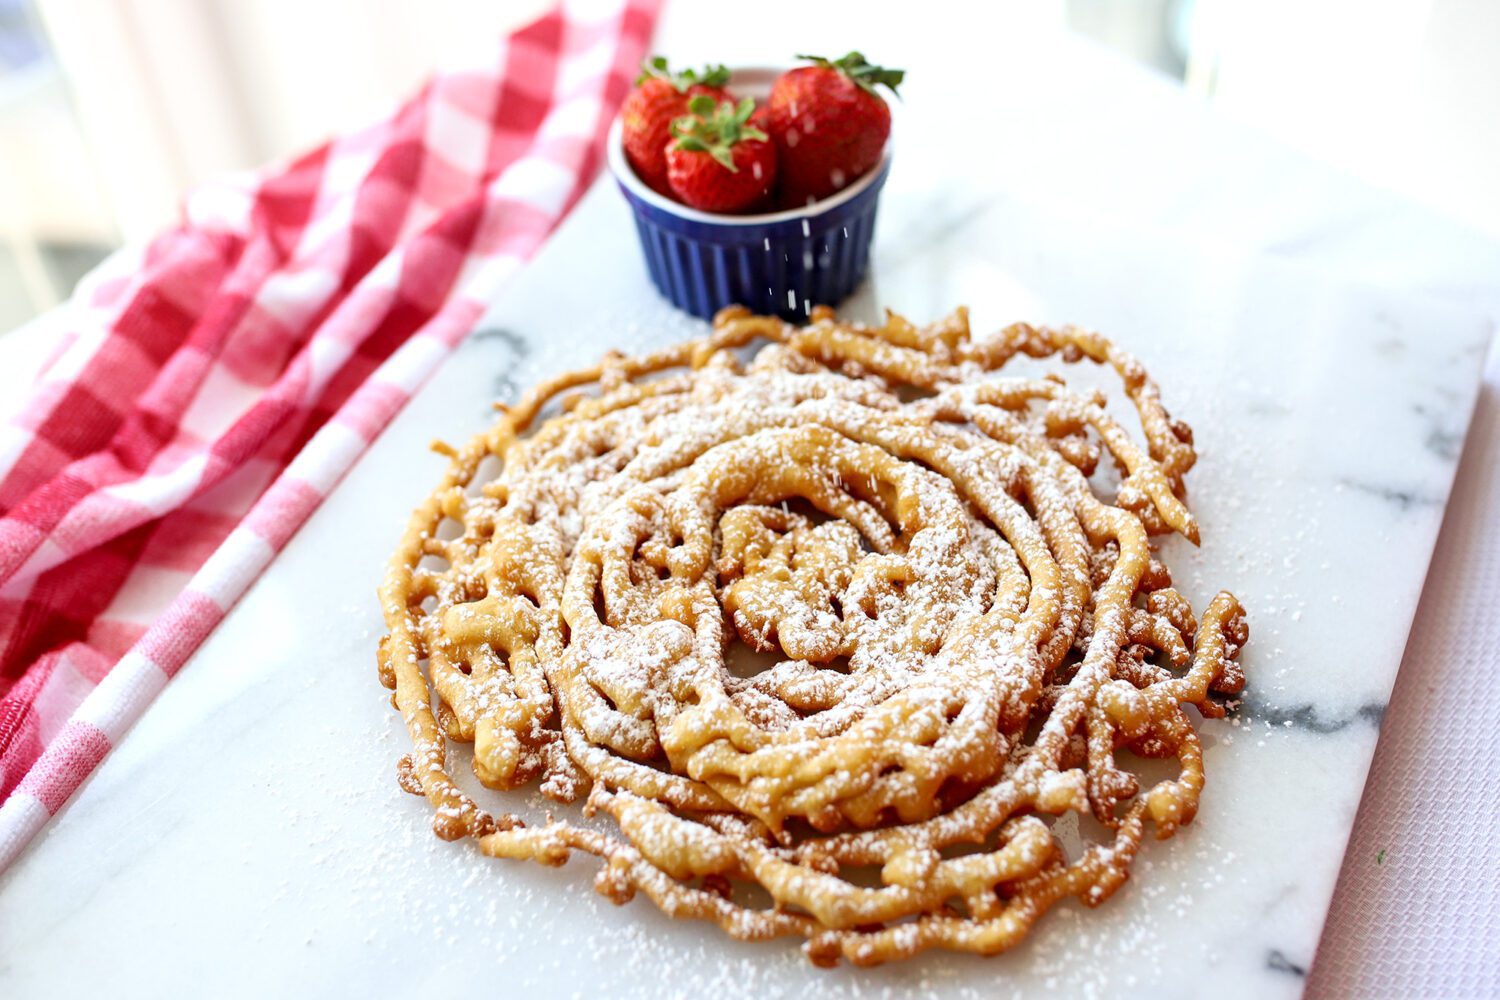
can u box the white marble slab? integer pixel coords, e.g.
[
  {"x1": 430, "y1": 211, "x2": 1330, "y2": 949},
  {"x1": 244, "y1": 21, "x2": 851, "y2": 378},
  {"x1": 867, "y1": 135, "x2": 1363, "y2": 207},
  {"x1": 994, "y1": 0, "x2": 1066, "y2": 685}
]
[
  {"x1": 1, "y1": 17, "x2": 1497, "y2": 1000},
  {"x1": 0, "y1": 174, "x2": 1489, "y2": 999}
]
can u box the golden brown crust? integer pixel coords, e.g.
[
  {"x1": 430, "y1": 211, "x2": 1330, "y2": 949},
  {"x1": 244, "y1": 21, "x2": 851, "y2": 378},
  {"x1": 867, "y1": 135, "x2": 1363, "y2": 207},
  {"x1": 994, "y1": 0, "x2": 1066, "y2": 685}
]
[{"x1": 376, "y1": 304, "x2": 1247, "y2": 966}]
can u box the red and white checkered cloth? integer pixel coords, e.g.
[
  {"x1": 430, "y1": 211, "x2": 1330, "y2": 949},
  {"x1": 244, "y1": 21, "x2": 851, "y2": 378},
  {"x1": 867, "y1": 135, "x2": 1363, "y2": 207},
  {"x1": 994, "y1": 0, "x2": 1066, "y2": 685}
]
[{"x1": 0, "y1": 0, "x2": 659, "y2": 870}]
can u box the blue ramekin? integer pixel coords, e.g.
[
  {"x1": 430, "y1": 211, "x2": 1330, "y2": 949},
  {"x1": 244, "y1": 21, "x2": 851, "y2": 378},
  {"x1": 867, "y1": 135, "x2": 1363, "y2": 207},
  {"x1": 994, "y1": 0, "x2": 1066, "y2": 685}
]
[{"x1": 607, "y1": 66, "x2": 891, "y2": 322}]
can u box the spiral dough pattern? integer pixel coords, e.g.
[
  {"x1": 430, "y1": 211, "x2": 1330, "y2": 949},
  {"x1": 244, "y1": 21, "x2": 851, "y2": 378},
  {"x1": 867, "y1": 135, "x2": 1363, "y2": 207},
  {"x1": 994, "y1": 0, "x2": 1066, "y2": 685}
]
[{"x1": 377, "y1": 305, "x2": 1248, "y2": 966}]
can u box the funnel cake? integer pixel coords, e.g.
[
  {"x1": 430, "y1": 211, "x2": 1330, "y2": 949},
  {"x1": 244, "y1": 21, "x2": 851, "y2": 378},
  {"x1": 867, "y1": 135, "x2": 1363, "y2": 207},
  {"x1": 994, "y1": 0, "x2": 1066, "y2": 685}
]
[{"x1": 376, "y1": 305, "x2": 1247, "y2": 966}]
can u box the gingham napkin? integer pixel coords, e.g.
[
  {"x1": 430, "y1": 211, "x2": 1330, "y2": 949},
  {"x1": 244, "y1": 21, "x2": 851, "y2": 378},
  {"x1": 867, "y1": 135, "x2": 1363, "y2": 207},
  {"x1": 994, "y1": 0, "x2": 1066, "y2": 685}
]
[{"x1": 0, "y1": 0, "x2": 660, "y2": 870}]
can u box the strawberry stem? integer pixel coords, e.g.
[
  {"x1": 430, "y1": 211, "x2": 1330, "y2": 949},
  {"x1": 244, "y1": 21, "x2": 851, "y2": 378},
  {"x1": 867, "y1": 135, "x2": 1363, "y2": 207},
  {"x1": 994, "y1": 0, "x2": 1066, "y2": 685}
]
[
  {"x1": 636, "y1": 55, "x2": 731, "y2": 91},
  {"x1": 670, "y1": 96, "x2": 766, "y2": 173},
  {"x1": 793, "y1": 51, "x2": 904, "y2": 97}
]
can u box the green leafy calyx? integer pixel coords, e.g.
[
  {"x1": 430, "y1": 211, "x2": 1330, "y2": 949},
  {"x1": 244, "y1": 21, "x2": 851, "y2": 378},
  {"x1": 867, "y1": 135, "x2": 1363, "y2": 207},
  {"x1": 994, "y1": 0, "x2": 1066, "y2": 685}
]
[
  {"x1": 670, "y1": 96, "x2": 766, "y2": 173},
  {"x1": 636, "y1": 55, "x2": 731, "y2": 92},
  {"x1": 794, "y1": 51, "x2": 904, "y2": 97}
]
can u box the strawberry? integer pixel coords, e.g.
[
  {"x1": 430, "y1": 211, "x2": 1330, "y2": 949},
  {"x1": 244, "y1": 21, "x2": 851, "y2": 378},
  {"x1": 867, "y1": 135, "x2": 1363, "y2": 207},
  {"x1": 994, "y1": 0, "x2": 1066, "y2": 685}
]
[
  {"x1": 666, "y1": 96, "x2": 778, "y2": 213},
  {"x1": 764, "y1": 52, "x2": 903, "y2": 207},
  {"x1": 621, "y1": 57, "x2": 731, "y2": 196}
]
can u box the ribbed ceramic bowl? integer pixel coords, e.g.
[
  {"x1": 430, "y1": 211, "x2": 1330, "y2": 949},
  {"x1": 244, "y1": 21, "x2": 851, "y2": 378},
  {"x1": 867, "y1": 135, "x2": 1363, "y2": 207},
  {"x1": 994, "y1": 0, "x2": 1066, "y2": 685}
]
[{"x1": 607, "y1": 66, "x2": 891, "y2": 322}]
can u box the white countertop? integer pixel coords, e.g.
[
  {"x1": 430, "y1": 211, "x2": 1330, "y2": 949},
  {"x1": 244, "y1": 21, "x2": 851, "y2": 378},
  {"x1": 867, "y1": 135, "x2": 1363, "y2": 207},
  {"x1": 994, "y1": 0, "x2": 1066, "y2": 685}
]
[{"x1": 1, "y1": 8, "x2": 1497, "y2": 998}]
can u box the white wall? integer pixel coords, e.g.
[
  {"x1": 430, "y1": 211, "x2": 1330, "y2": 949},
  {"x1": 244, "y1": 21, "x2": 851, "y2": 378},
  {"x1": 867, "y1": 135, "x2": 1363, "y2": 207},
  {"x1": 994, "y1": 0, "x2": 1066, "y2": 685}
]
[
  {"x1": 9, "y1": 0, "x2": 1500, "y2": 250},
  {"x1": 29, "y1": 0, "x2": 552, "y2": 242},
  {"x1": 1191, "y1": 0, "x2": 1500, "y2": 239}
]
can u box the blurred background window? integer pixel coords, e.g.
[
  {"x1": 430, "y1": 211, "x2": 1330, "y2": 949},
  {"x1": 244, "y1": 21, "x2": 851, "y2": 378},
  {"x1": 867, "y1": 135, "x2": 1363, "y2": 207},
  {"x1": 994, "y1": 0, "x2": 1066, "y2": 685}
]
[
  {"x1": 0, "y1": 0, "x2": 45, "y2": 70},
  {"x1": 0, "y1": 0, "x2": 1496, "y2": 332},
  {"x1": 0, "y1": 0, "x2": 115, "y2": 331}
]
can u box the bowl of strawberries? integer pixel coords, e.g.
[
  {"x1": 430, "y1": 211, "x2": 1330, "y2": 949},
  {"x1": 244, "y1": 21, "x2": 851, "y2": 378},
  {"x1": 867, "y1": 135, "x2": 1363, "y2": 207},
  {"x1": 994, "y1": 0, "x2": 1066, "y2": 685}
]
[{"x1": 608, "y1": 53, "x2": 902, "y2": 321}]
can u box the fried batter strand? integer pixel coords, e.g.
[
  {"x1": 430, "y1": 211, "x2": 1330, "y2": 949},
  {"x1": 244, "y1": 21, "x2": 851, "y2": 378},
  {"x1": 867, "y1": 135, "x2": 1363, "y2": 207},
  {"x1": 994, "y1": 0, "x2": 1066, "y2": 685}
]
[{"x1": 376, "y1": 305, "x2": 1248, "y2": 966}]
